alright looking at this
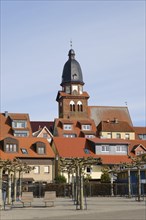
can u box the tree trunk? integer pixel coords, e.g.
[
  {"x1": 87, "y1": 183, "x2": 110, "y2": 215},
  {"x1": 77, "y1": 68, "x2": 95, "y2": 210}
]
[
  {"x1": 0, "y1": 168, "x2": 3, "y2": 206},
  {"x1": 128, "y1": 168, "x2": 131, "y2": 198},
  {"x1": 7, "y1": 171, "x2": 12, "y2": 204},
  {"x1": 79, "y1": 169, "x2": 84, "y2": 210},
  {"x1": 137, "y1": 168, "x2": 141, "y2": 201}
]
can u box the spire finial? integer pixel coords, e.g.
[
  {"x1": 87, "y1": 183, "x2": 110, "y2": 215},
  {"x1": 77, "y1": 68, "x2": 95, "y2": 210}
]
[{"x1": 70, "y1": 40, "x2": 72, "y2": 48}]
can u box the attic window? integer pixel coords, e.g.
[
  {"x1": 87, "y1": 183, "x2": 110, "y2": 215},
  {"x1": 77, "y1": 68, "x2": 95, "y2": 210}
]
[
  {"x1": 4, "y1": 137, "x2": 18, "y2": 152},
  {"x1": 38, "y1": 147, "x2": 45, "y2": 154},
  {"x1": 21, "y1": 148, "x2": 28, "y2": 154},
  {"x1": 63, "y1": 124, "x2": 72, "y2": 130},
  {"x1": 138, "y1": 134, "x2": 146, "y2": 140},
  {"x1": 136, "y1": 151, "x2": 145, "y2": 155},
  {"x1": 63, "y1": 134, "x2": 76, "y2": 138},
  {"x1": 6, "y1": 144, "x2": 17, "y2": 152},
  {"x1": 101, "y1": 145, "x2": 110, "y2": 152},
  {"x1": 85, "y1": 134, "x2": 95, "y2": 138},
  {"x1": 43, "y1": 133, "x2": 48, "y2": 138},
  {"x1": 14, "y1": 130, "x2": 29, "y2": 137},
  {"x1": 116, "y1": 145, "x2": 127, "y2": 152},
  {"x1": 35, "y1": 142, "x2": 46, "y2": 154},
  {"x1": 84, "y1": 149, "x2": 90, "y2": 154},
  {"x1": 12, "y1": 120, "x2": 27, "y2": 128},
  {"x1": 82, "y1": 125, "x2": 91, "y2": 130}
]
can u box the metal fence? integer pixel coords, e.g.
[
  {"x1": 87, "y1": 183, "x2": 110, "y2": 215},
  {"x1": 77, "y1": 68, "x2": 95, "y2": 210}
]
[{"x1": 24, "y1": 182, "x2": 146, "y2": 198}]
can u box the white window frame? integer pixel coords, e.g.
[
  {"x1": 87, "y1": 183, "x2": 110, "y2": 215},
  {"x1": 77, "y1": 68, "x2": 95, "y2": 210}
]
[
  {"x1": 14, "y1": 130, "x2": 29, "y2": 137},
  {"x1": 82, "y1": 125, "x2": 91, "y2": 130},
  {"x1": 125, "y1": 133, "x2": 130, "y2": 140},
  {"x1": 44, "y1": 166, "x2": 50, "y2": 173},
  {"x1": 107, "y1": 133, "x2": 112, "y2": 139},
  {"x1": 63, "y1": 124, "x2": 72, "y2": 130},
  {"x1": 85, "y1": 134, "x2": 95, "y2": 138},
  {"x1": 101, "y1": 145, "x2": 110, "y2": 152},
  {"x1": 34, "y1": 166, "x2": 40, "y2": 174},
  {"x1": 63, "y1": 134, "x2": 76, "y2": 138},
  {"x1": 5, "y1": 143, "x2": 17, "y2": 152},
  {"x1": 116, "y1": 133, "x2": 121, "y2": 139},
  {"x1": 12, "y1": 120, "x2": 27, "y2": 128},
  {"x1": 116, "y1": 145, "x2": 127, "y2": 152},
  {"x1": 38, "y1": 147, "x2": 45, "y2": 154},
  {"x1": 43, "y1": 133, "x2": 48, "y2": 138}
]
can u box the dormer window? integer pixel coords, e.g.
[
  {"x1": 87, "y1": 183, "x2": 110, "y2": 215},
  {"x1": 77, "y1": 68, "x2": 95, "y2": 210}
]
[
  {"x1": 12, "y1": 120, "x2": 27, "y2": 128},
  {"x1": 101, "y1": 145, "x2": 110, "y2": 152},
  {"x1": 63, "y1": 133, "x2": 76, "y2": 138},
  {"x1": 35, "y1": 142, "x2": 46, "y2": 154},
  {"x1": 82, "y1": 124, "x2": 91, "y2": 130},
  {"x1": 138, "y1": 134, "x2": 146, "y2": 140},
  {"x1": 85, "y1": 134, "x2": 95, "y2": 138},
  {"x1": 14, "y1": 130, "x2": 29, "y2": 137},
  {"x1": 6, "y1": 144, "x2": 17, "y2": 152},
  {"x1": 63, "y1": 124, "x2": 72, "y2": 130},
  {"x1": 4, "y1": 137, "x2": 18, "y2": 153},
  {"x1": 38, "y1": 147, "x2": 45, "y2": 154}
]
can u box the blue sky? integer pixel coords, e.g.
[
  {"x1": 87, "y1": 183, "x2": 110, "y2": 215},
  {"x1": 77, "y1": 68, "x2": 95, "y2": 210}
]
[{"x1": 1, "y1": 0, "x2": 145, "y2": 126}]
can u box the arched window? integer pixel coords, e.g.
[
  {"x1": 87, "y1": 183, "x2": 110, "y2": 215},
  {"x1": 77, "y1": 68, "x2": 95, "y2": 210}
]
[
  {"x1": 77, "y1": 101, "x2": 83, "y2": 112},
  {"x1": 70, "y1": 101, "x2": 75, "y2": 112}
]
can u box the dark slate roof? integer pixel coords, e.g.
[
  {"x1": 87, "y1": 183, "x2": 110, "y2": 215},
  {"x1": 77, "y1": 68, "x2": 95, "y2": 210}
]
[
  {"x1": 30, "y1": 121, "x2": 54, "y2": 133},
  {"x1": 61, "y1": 49, "x2": 84, "y2": 86}
]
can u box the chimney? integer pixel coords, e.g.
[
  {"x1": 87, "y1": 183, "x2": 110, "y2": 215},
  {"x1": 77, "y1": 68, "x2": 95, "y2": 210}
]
[
  {"x1": 4, "y1": 111, "x2": 8, "y2": 117},
  {"x1": 114, "y1": 118, "x2": 118, "y2": 124}
]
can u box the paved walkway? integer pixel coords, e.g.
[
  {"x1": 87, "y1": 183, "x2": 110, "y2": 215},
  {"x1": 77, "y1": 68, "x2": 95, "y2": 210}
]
[{"x1": 0, "y1": 197, "x2": 146, "y2": 220}]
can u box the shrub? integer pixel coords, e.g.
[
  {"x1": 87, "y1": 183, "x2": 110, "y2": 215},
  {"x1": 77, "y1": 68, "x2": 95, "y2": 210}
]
[{"x1": 55, "y1": 175, "x2": 67, "y2": 183}]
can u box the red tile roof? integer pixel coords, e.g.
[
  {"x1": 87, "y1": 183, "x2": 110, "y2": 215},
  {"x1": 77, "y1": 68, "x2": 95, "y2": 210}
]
[
  {"x1": 0, "y1": 137, "x2": 55, "y2": 160},
  {"x1": 0, "y1": 113, "x2": 32, "y2": 138},
  {"x1": 9, "y1": 114, "x2": 28, "y2": 120},
  {"x1": 98, "y1": 155, "x2": 132, "y2": 164},
  {"x1": 97, "y1": 120, "x2": 134, "y2": 132},
  {"x1": 0, "y1": 113, "x2": 55, "y2": 160},
  {"x1": 88, "y1": 106, "x2": 133, "y2": 126},
  {"x1": 128, "y1": 139, "x2": 146, "y2": 156},
  {"x1": 53, "y1": 118, "x2": 97, "y2": 137},
  {"x1": 53, "y1": 137, "x2": 91, "y2": 158},
  {"x1": 87, "y1": 138, "x2": 130, "y2": 144},
  {"x1": 133, "y1": 126, "x2": 146, "y2": 139},
  {"x1": 52, "y1": 137, "x2": 133, "y2": 164},
  {"x1": 133, "y1": 127, "x2": 146, "y2": 134}
]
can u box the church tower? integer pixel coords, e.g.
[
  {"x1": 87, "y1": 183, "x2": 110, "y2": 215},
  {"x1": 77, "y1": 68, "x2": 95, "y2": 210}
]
[{"x1": 56, "y1": 49, "x2": 89, "y2": 119}]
